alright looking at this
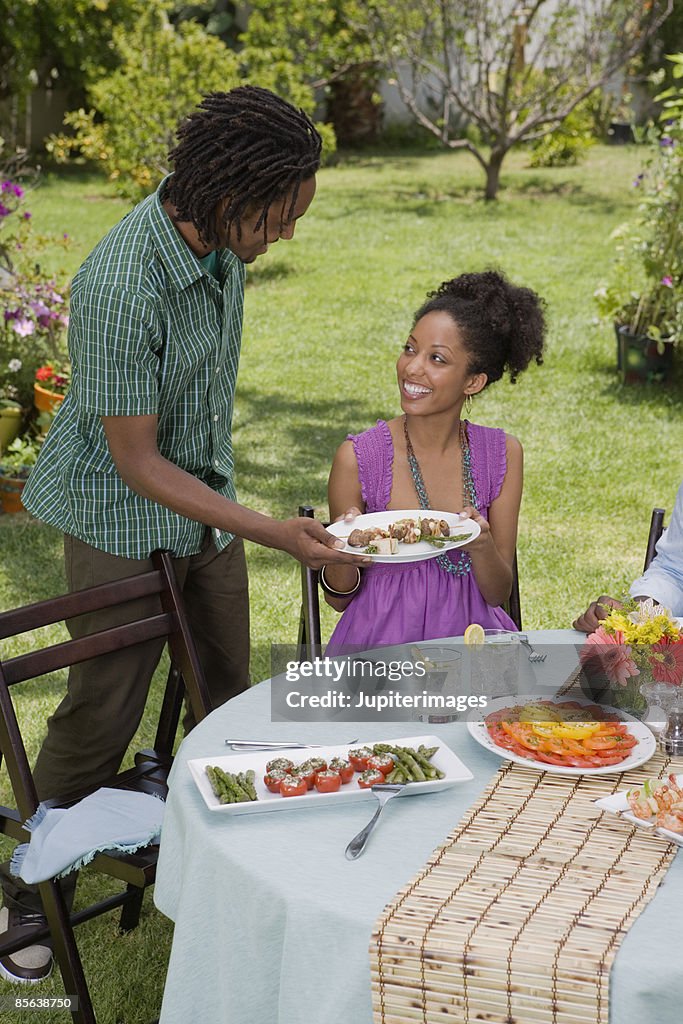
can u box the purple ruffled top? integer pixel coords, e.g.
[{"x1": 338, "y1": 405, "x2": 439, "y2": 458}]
[{"x1": 327, "y1": 420, "x2": 516, "y2": 651}]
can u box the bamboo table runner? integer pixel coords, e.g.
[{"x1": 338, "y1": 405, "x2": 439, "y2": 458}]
[{"x1": 370, "y1": 747, "x2": 683, "y2": 1024}]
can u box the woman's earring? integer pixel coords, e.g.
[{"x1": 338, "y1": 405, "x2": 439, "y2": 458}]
[{"x1": 464, "y1": 394, "x2": 473, "y2": 415}]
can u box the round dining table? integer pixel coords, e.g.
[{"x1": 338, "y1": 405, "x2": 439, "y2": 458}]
[{"x1": 154, "y1": 630, "x2": 683, "y2": 1024}]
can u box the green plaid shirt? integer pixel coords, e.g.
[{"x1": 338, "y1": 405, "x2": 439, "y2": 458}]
[{"x1": 22, "y1": 176, "x2": 246, "y2": 558}]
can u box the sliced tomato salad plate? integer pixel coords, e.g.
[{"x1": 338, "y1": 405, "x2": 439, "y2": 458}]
[{"x1": 467, "y1": 696, "x2": 656, "y2": 776}]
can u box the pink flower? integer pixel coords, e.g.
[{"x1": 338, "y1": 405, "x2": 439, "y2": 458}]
[
  {"x1": 12, "y1": 318, "x2": 35, "y2": 337},
  {"x1": 661, "y1": 276, "x2": 673, "y2": 288},
  {"x1": 649, "y1": 640, "x2": 683, "y2": 685},
  {"x1": 580, "y1": 628, "x2": 639, "y2": 687}
]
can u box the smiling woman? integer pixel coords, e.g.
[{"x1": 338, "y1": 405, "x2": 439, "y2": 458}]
[{"x1": 323, "y1": 269, "x2": 547, "y2": 652}]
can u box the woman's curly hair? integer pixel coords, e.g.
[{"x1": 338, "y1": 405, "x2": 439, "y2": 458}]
[{"x1": 413, "y1": 269, "x2": 546, "y2": 385}]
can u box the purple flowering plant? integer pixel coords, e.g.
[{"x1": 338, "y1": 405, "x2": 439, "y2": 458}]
[
  {"x1": 0, "y1": 154, "x2": 70, "y2": 411},
  {"x1": 594, "y1": 55, "x2": 683, "y2": 350}
]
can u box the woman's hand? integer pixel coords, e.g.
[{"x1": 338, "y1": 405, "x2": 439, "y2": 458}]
[
  {"x1": 572, "y1": 596, "x2": 623, "y2": 634},
  {"x1": 459, "y1": 506, "x2": 492, "y2": 549},
  {"x1": 335, "y1": 506, "x2": 362, "y2": 524}
]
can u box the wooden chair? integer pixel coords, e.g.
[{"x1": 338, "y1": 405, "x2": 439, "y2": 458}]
[
  {"x1": 297, "y1": 505, "x2": 523, "y2": 661},
  {"x1": 0, "y1": 550, "x2": 213, "y2": 1024},
  {"x1": 644, "y1": 507, "x2": 665, "y2": 572}
]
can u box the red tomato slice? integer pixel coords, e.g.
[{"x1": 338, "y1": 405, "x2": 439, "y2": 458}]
[
  {"x1": 487, "y1": 724, "x2": 518, "y2": 750},
  {"x1": 589, "y1": 752, "x2": 630, "y2": 765},
  {"x1": 583, "y1": 735, "x2": 619, "y2": 751}
]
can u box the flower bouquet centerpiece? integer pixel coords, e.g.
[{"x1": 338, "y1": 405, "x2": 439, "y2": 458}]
[{"x1": 580, "y1": 599, "x2": 683, "y2": 723}]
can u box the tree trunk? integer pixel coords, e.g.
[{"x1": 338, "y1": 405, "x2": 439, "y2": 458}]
[
  {"x1": 328, "y1": 64, "x2": 383, "y2": 147},
  {"x1": 484, "y1": 149, "x2": 506, "y2": 201}
]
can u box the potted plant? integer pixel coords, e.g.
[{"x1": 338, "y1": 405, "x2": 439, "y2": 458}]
[
  {"x1": 0, "y1": 434, "x2": 41, "y2": 513},
  {"x1": 594, "y1": 55, "x2": 683, "y2": 384},
  {"x1": 0, "y1": 396, "x2": 22, "y2": 453},
  {"x1": 34, "y1": 361, "x2": 71, "y2": 417}
]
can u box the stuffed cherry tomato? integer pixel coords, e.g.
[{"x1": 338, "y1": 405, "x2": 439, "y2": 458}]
[
  {"x1": 328, "y1": 757, "x2": 354, "y2": 783},
  {"x1": 265, "y1": 757, "x2": 294, "y2": 774},
  {"x1": 348, "y1": 747, "x2": 373, "y2": 772},
  {"x1": 358, "y1": 769, "x2": 385, "y2": 789},
  {"x1": 367, "y1": 754, "x2": 394, "y2": 776},
  {"x1": 264, "y1": 768, "x2": 290, "y2": 793},
  {"x1": 314, "y1": 770, "x2": 342, "y2": 793},
  {"x1": 294, "y1": 763, "x2": 318, "y2": 789},
  {"x1": 280, "y1": 774, "x2": 307, "y2": 797}
]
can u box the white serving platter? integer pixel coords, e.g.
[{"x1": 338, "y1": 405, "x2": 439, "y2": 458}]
[
  {"x1": 325, "y1": 509, "x2": 480, "y2": 563},
  {"x1": 467, "y1": 694, "x2": 657, "y2": 777},
  {"x1": 595, "y1": 774, "x2": 683, "y2": 846},
  {"x1": 187, "y1": 734, "x2": 473, "y2": 814}
]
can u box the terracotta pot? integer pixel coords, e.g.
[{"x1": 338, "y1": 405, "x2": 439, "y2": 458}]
[
  {"x1": 33, "y1": 382, "x2": 65, "y2": 416},
  {"x1": 0, "y1": 473, "x2": 27, "y2": 514},
  {"x1": 0, "y1": 405, "x2": 22, "y2": 454}
]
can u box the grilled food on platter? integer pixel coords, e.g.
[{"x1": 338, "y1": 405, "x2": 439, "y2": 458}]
[{"x1": 347, "y1": 516, "x2": 451, "y2": 552}]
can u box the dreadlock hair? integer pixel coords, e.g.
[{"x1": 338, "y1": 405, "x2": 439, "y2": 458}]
[
  {"x1": 165, "y1": 86, "x2": 322, "y2": 247},
  {"x1": 413, "y1": 269, "x2": 546, "y2": 386}
]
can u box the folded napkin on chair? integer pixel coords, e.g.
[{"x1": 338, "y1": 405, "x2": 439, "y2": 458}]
[{"x1": 10, "y1": 788, "x2": 165, "y2": 884}]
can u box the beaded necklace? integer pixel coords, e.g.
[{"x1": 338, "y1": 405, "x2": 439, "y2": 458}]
[{"x1": 402, "y1": 416, "x2": 477, "y2": 577}]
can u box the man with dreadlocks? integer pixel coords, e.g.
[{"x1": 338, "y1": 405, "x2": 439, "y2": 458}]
[{"x1": 1, "y1": 86, "x2": 366, "y2": 983}]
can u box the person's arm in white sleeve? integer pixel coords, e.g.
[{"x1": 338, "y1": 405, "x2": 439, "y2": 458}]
[{"x1": 629, "y1": 483, "x2": 683, "y2": 616}]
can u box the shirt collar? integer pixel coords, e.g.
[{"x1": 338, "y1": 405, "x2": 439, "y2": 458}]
[{"x1": 148, "y1": 174, "x2": 243, "y2": 291}]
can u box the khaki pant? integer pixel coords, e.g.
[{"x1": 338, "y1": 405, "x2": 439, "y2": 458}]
[{"x1": 2, "y1": 530, "x2": 250, "y2": 912}]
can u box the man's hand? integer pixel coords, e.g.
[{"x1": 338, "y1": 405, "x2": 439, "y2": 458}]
[
  {"x1": 277, "y1": 516, "x2": 370, "y2": 570},
  {"x1": 572, "y1": 596, "x2": 623, "y2": 634}
]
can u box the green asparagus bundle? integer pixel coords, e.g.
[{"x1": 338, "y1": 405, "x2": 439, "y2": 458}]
[
  {"x1": 206, "y1": 765, "x2": 258, "y2": 803},
  {"x1": 371, "y1": 743, "x2": 445, "y2": 784}
]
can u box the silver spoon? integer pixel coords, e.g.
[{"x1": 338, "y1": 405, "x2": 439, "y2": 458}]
[{"x1": 345, "y1": 783, "x2": 407, "y2": 860}]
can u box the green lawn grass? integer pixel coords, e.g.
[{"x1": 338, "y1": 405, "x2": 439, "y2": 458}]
[{"x1": 1, "y1": 144, "x2": 681, "y2": 1021}]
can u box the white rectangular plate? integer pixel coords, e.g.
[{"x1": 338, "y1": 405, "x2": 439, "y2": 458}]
[
  {"x1": 595, "y1": 774, "x2": 683, "y2": 846},
  {"x1": 187, "y1": 734, "x2": 473, "y2": 815},
  {"x1": 326, "y1": 509, "x2": 480, "y2": 563}
]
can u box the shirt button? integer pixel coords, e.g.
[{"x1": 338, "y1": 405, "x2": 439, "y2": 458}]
[
  {"x1": 213, "y1": 415, "x2": 219, "y2": 422},
  {"x1": 214, "y1": 460, "x2": 220, "y2": 467},
  {"x1": 215, "y1": 367, "x2": 221, "y2": 374}
]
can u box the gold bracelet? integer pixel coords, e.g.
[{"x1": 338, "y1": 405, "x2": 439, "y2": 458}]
[{"x1": 319, "y1": 565, "x2": 361, "y2": 598}]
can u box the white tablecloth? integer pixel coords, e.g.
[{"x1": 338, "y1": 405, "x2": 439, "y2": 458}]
[{"x1": 154, "y1": 631, "x2": 683, "y2": 1024}]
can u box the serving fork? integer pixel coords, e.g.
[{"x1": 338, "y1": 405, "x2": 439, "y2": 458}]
[
  {"x1": 518, "y1": 635, "x2": 547, "y2": 663},
  {"x1": 345, "y1": 783, "x2": 407, "y2": 860}
]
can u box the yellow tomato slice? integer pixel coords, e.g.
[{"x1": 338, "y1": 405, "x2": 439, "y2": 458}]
[
  {"x1": 531, "y1": 721, "x2": 601, "y2": 740},
  {"x1": 518, "y1": 702, "x2": 562, "y2": 723}
]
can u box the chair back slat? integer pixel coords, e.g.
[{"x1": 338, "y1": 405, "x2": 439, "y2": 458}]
[
  {"x1": 2, "y1": 614, "x2": 174, "y2": 686},
  {"x1": 644, "y1": 507, "x2": 665, "y2": 572},
  {"x1": 0, "y1": 570, "x2": 164, "y2": 640}
]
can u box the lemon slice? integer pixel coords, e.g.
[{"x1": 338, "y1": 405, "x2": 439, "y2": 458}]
[{"x1": 463, "y1": 623, "x2": 486, "y2": 646}]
